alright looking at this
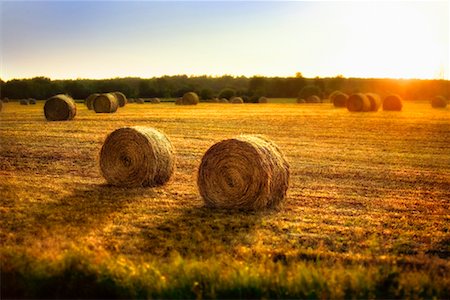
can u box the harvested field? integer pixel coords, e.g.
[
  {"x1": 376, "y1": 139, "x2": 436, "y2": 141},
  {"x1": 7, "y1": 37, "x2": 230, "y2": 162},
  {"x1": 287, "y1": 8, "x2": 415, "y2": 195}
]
[{"x1": 0, "y1": 101, "x2": 449, "y2": 298}]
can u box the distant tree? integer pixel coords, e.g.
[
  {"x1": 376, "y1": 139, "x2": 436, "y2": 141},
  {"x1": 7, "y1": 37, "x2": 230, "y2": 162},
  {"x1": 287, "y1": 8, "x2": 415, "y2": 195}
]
[
  {"x1": 218, "y1": 88, "x2": 236, "y2": 99},
  {"x1": 298, "y1": 84, "x2": 322, "y2": 99},
  {"x1": 200, "y1": 88, "x2": 214, "y2": 100}
]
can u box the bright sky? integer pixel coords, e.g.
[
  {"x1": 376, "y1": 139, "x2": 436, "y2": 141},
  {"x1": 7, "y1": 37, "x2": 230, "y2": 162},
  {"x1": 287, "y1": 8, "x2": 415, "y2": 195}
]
[{"x1": 0, "y1": 1, "x2": 448, "y2": 80}]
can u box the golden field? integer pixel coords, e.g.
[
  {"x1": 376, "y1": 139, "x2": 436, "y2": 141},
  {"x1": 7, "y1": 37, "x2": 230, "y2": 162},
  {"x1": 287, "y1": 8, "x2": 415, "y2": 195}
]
[{"x1": 0, "y1": 101, "x2": 449, "y2": 298}]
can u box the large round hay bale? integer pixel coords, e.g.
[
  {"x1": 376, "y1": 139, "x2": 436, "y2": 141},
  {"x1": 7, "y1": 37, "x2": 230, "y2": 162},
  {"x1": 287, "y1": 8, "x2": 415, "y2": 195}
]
[
  {"x1": 93, "y1": 93, "x2": 119, "y2": 113},
  {"x1": 100, "y1": 126, "x2": 175, "y2": 187},
  {"x1": 28, "y1": 98, "x2": 37, "y2": 105},
  {"x1": 149, "y1": 97, "x2": 161, "y2": 104},
  {"x1": 85, "y1": 93, "x2": 99, "y2": 110},
  {"x1": 219, "y1": 98, "x2": 229, "y2": 103},
  {"x1": 296, "y1": 98, "x2": 305, "y2": 103},
  {"x1": 347, "y1": 93, "x2": 371, "y2": 112},
  {"x1": 383, "y1": 94, "x2": 403, "y2": 111},
  {"x1": 113, "y1": 92, "x2": 127, "y2": 107},
  {"x1": 330, "y1": 91, "x2": 348, "y2": 107},
  {"x1": 20, "y1": 99, "x2": 29, "y2": 105},
  {"x1": 230, "y1": 97, "x2": 244, "y2": 104},
  {"x1": 365, "y1": 93, "x2": 382, "y2": 111},
  {"x1": 306, "y1": 95, "x2": 321, "y2": 103},
  {"x1": 44, "y1": 94, "x2": 77, "y2": 121},
  {"x1": 258, "y1": 96, "x2": 268, "y2": 103},
  {"x1": 197, "y1": 135, "x2": 290, "y2": 211},
  {"x1": 175, "y1": 92, "x2": 199, "y2": 105},
  {"x1": 136, "y1": 98, "x2": 145, "y2": 104},
  {"x1": 431, "y1": 96, "x2": 447, "y2": 108}
]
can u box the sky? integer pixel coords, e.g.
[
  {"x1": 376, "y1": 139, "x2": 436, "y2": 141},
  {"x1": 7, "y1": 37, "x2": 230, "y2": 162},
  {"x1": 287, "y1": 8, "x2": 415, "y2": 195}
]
[{"x1": 0, "y1": 1, "x2": 448, "y2": 80}]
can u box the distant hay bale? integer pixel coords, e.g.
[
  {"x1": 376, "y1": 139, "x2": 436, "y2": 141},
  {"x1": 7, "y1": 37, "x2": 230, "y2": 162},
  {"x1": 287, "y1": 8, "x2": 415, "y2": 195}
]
[
  {"x1": 347, "y1": 93, "x2": 371, "y2": 112},
  {"x1": 149, "y1": 97, "x2": 161, "y2": 104},
  {"x1": 136, "y1": 98, "x2": 145, "y2": 104},
  {"x1": 20, "y1": 99, "x2": 29, "y2": 105},
  {"x1": 383, "y1": 94, "x2": 403, "y2": 111},
  {"x1": 112, "y1": 92, "x2": 127, "y2": 107},
  {"x1": 211, "y1": 98, "x2": 220, "y2": 103},
  {"x1": 230, "y1": 97, "x2": 244, "y2": 104},
  {"x1": 100, "y1": 126, "x2": 175, "y2": 187},
  {"x1": 85, "y1": 93, "x2": 99, "y2": 110},
  {"x1": 219, "y1": 98, "x2": 229, "y2": 103},
  {"x1": 365, "y1": 93, "x2": 382, "y2": 111},
  {"x1": 0, "y1": 99, "x2": 3, "y2": 112},
  {"x1": 198, "y1": 135, "x2": 290, "y2": 211},
  {"x1": 2, "y1": 97, "x2": 9, "y2": 103},
  {"x1": 296, "y1": 98, "x2": 306, "y2": 103},
  {"x1": 93, "y1": 93, "x2": 119, "y2": 113},
  {"x1": 28, "y1": 98, "x2": 37, "y2": 105},
  {"x1": 431, "y1": 96, "x2": 447, "y2": 108},
  {"x1": 175, "y1": 92, "x2": 199, "y2": 105},
  {"x1": 330, "y1": 91, "x2": 348, "y2": 108},
  {"x1": 44, "y1": 94, "x2": 77, "y2": 121},
  {"x1": 128, "y1": 98, "x2": 135, "y2": 103},
  {"x1": 306, "y1": 95, "x2": 321, "y2": 103},
  {"x1": 258, "y1": 96, "x2": 268, "y2": 103}
]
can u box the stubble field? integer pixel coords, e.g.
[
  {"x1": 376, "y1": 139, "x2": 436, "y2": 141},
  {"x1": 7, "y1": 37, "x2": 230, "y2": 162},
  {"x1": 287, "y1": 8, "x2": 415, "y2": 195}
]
[{"x1": 0, "y1": 101, "x2": 449, "y2": 299}]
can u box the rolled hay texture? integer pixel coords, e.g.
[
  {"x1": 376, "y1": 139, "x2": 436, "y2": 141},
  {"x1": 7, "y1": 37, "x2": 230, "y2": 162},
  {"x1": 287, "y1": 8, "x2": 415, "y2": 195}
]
[
  {"x1": 0, "y1": 99, "x2": 3, "y2": 112},
  {"x1": 100, "y1": 126, "x2": 175, "y2": 187},
  {"x1": 44, "y1": 94, "x2": 77, "y2": 121},
  {"x1": 431, "y1": 96, "x2": 447, "y2": 108},
  {"x1": 85, "y1": 93, "x2": 100, "y2": 110},
  {"x1": 2, "y1": 97, "x2": 9, "y2": 103},
  {"x1": 113, "y1": 92, "x2": 127, "y2": 107},
  {"x1": 28, "y1": 98, "x2": 37, "y2": 105},
  {"x1": 230, "y1": 97, "x2": 244, "y2": 104},
  {"x1": 330, "y1": 91, "x2": 348, "y2": 107},
  {"x1": 197, "y1": 135, "x2": 290, "y2": 211},
  {"x1": 365, "y1": 93, "x2": 382, "y2": 111},
  {"x1": 347, "y1": 93, "x2": 371, "y2": 112},
  {"x1": 136, "y1": 98, "x2": 145, "y2": 104},
  {"x1": 20, "y1": 99, "x2": 29, "y2": 105},
  {"x1": 383, "y1": 94, "x2": 403, "y2": 111},
  {"x1": 175, "y1": 92, "x2": 199, "y2": 105},
  {"x1": 219, "y1": 98, "x2": 229, "y2": 103},
  {"x1": 93, "y1": 93, "x2": 119, "y2": 113},
  {"x1": 128, "y1": 98, "x2": 135, "y2": 103},
  {"x1": 149, "y1": 97, "x2": 161, "y2": 104},
  {"x1": 296, "y1": 98, "x2": 306, "y2": 103},
  {"x1": 306, "y1": 95, "x2": 321, "y2": 103},
  {"x1": 258, "y1": 96, "x2": 268, "y2": 103}
]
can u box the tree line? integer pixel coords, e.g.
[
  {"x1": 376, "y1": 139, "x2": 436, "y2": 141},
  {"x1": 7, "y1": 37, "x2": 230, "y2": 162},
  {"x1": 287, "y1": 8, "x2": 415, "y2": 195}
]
[{"x1": 0, "y1": 75, "x2": 448, "y2": 102}]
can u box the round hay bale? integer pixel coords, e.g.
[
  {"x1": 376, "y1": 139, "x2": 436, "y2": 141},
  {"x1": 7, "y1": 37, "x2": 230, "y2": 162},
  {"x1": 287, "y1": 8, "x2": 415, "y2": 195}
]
[
  {"x1": 365, "y1": 93, "x2": 382, "y2": 111},
  {"x1": 2, "y1": 97, "x2": 9, "y2": 103},
  {"x1": 149, "y1": 97, "x2": 161, "y2": 104},
  {"x1": 44, "y1": 94, "x2": 77, "y2": 121},
  {"x1": 431, "y1": 96, "x2": 447, "y2": 108},
  {"x1": 383, "y1": 94, "x2": 403, "y2": 111},
  {"x1": 219, "y1": 98, "x2": 229, "y2": 103},
  {"x1": 0, "y1": 99, "x2": 3, "y2": 112},
  {"x1": 258, "y1": 96, "x2": 268, "y2": 103},
  {"x1": 211, "y1": 98, "x2": 220, "y2": 103},
  {"x1": 230, "y1": 97, "x2": 244, "y2": 104},
  {"x1": 330, "y1": 91, "x2": 348, "y2": 107},
  {"x1": 20, "y1": 99, "x2": 29, "y2": 105},
  {"x1": 85, "y1": 93, "x2": 100, "y2": 110},
  {"x1": 306, "y1": 95, "x2": 321, "y2": 103},
  {"x1": 112, "y1": 92, "x2": 127, "y2": 107},
  {"x1": 100, "y1": 126, "x2": 175, "y2": 187},
  {"x1": 197, "y1": 135, "x2": 290, "y2": 211},
  {"x1": 347, "y1": 93, "x2": 371, "y2": 112},
  {"x1": 136, "y1": 98, "x2": 145, "y2": 104},
  {"x1": 296, "y1": 98, "x2": 305, "y2": 103},
  {"x1": 176, "y1": 92, "x2": 198, "y2": 105},
  {"x1": 128, "y1": 98, "x2": 135, "y2": 103},
  {"x1": 93, "y1": 93, "x2": 119, "y2": 113},
  {"x1": 28, "y1": 98, "x2": 37, "y2": 105}
]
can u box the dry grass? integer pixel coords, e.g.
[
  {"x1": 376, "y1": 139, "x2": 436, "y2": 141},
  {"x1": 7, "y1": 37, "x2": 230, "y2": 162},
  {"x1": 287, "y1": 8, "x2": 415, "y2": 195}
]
[{"x1": 0, "y1": 101, "x2": 449, "y2": 298}]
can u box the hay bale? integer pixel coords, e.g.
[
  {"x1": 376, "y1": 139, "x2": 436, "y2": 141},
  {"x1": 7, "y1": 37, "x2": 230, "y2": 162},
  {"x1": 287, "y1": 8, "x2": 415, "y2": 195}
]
[
  {"x1": 219, "y1": 98, "x2": 229, "y2": 103},
  {"x1": 20, "y1": 99, "x2": 29, "y2": 105},
  {"x1": 306, "y1": 95, "x2": 321, "y2": 103},
  {"x1": 44, "y1": 94, "x2": 77, "y2": 121},
  {"x1": 431, "y1": 96, "x2": 447, "y2": 108},
  {"x1": 383, "y1": 94, "x2": 403, "y2": 111},
  {"x1": 128, "y1": 98, "x2": 135, "y2": 103},
  {"x1": 365, "y1": 93, "x2": 382, "y2": 111},
  {"x1": 149, "y1": 97, "x2": 161, "y2": 104},
  {"x1": 85, "y1": 93, "x2": 99, "y2": 110},
  {"x1": 211, "y1": 98, "x2": 220, "y2": 103},
  {"x1": 100, "y1": 126, "x2": 175, "y2": 187},
  {"x1": 136, "y1": 98, "x2": 145, "y2": 104},
  {"x1": 2, "y1": 97, "x2": 9, "y2": 103},
  {"x1": 0, "y1": 99, "x2": 3, "y2": 112},
  {"x1": 230, "y1": 97, "x2": 244, "y2": 104},
  {"x1": 296, "y1": 98, "x2": 305, "y2": 103},
  {"x1": 93, "y1": 93, "x2": 119, "y2": 113},
  {"x1": 197, "y1": 135, "x2": 290, "y2": 211},
  {"x1": 113, "y1": 92, "x2": 127, "y2": 107},
  {"x1": 28, "y1": 98, "x2": 37, "y2": 105},
  {"x1": 258, "y1": 96, "x2": 268, "y2": 103},
  {"x1": 347, "y1": 93, "x2": 371, "y2": 112},
  {"x1": 175, "y1": 92, "x2": 199, "y2": 105},
  {"x1": 330, "y1": 91, "x2": 348, "y2": 107}
]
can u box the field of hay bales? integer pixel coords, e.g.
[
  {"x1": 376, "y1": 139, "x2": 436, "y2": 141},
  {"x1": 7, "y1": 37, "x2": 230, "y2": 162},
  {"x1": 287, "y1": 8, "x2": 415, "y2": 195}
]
[{"x1": 0, "y1": 101, "x2": 449, "y2": 298}]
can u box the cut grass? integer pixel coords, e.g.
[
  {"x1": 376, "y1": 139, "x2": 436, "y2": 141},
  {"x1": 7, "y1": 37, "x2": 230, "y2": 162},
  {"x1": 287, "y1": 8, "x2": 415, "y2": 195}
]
[{"x1": 0, "y1": 102, "x2": 449, "y2": 298}]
